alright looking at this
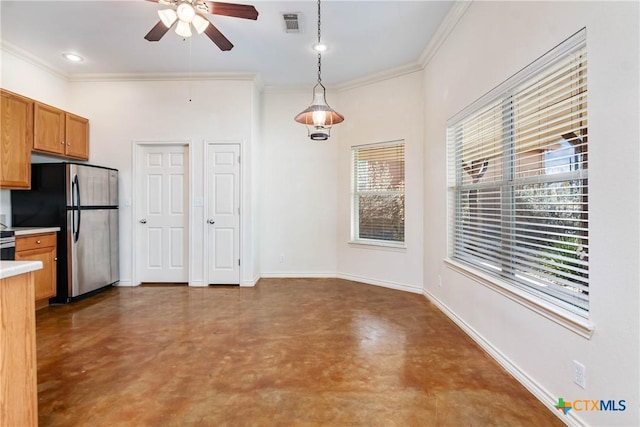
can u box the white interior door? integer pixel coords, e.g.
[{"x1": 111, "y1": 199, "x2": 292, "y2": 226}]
[
  {"x1": 137, "y1": 145, "x2": 188, "y2": 283},
  {"x1": 206, "y1": 144, "x2": 240, "y2": 284}
]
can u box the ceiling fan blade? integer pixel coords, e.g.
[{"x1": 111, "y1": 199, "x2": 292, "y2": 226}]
[
  {"x1": 203, "y1": 1, "x2": 258, "y2": 20},
  {"x1": 204, "y1": 23, "x2": 234, "y2": 51},
  {"x1": 145, "y1": 21, "x2": 172, "y2": 41}
]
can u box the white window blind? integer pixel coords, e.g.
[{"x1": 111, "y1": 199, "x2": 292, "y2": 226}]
[
  {"x1": 447, "y1": 30, "x2": 589, "y2": 315},
  {"x1": 352, "y1": 141, "x2": 405, "y2": 244}
]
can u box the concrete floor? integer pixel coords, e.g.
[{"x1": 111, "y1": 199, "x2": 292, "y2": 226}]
[{"x1": 35, "y1": 278, "x2": 564, "y2": 426}]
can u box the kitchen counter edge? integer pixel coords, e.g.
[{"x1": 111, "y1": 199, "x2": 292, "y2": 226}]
[
  {"x1": 0, "y1": 261, "x2": 43, "y2": 279},
  {"x1": 5, "y1": 227, "x2": 61, "y2": 236}
]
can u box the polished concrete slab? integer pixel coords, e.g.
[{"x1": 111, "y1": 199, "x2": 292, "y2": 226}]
[{"x1": 35, "y1": 278, "x2": 564, "y2": 426}]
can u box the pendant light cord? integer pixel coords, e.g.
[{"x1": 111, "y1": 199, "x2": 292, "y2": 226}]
[{"x1": 317, "y1": 0, "x2": 322, "y2": 85}]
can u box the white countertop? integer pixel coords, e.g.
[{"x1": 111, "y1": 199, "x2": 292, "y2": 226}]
[
  {"x1": 4, "y1": 227, "x2": 61, "y2": 236},
  {"x1": 0, "y1": 261, "x2": 43, "y2": 279}
]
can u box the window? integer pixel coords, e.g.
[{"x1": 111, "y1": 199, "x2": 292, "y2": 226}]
[
  {"x1": 447, "y1": 30, "x2": 588, "y2": 316},
  {"x1": 352, "y1": 141, "x2": 405, "y2": 245}
]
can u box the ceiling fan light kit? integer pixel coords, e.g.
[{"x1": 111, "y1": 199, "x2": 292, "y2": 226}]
[
  {"x1": 176, "y1": 2, "x2": 196, "y2": 22},
  {"x1": 191, "y1": 14, "x2": 210, "y2": 34},
  {"x1": 158, "y1": 8, "x2": 178, "y2": 27},
  {"x1": 144, "y1": 0, "x2": 258, "y2": 51},
  {"x1": 295, "y1": 0, "x2": 344, "y2": 141},
  {"x1": 175, "y1": 19, "x2": 193, "y2": 37}
]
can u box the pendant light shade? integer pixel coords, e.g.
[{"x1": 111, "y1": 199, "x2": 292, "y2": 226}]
[
  {"x1": 294, "y1": 83, "x2": 344, "y2": 141},
  {"x1": 294, "y1": 0, "x2": 344, "y2": 140}
]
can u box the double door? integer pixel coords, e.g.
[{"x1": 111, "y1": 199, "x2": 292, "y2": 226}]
[{"x1": 136, "y1": 143, "x2": 240, "y2": 285}]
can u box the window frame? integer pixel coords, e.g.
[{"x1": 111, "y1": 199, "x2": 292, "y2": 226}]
[
  {"x1": 446, "y1": 29, "x2": 594, "y2": 335},
  {"x1": 350, "y1": 140, "x2": 406, "y2": 248}
]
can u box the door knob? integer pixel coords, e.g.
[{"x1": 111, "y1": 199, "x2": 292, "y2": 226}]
[
  {"x1": 207, "y1": 219, "x2": 215, "y2": 224},
  {"x1": 139, "y1": 219, "x2": 147, "y2": 224}
]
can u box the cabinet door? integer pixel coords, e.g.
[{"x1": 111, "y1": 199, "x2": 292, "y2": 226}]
[
  {"x1": 0, "y1": 90, "x2": 33, "y2": 189},
  {"x1": 34, "y1": 102, "x2": 65, "y2": 155},
  {"x1": 15, "y1": 234, "x2": 57, "y2": 301},
  {"x1": 65, "y1": 113, "x2": 89, "y2": 160}
]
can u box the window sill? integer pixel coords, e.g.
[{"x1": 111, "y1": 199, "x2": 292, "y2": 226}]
[
  {"x1": 444, "y1": 258, "x2": 595, "y2": 339},
  {"x1": 348, "y1": 240, "x2": 406, "y2": 252}
]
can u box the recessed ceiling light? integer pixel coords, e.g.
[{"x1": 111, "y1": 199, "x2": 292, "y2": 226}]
[
  {"x1": 313, "y1": 43, "x2": 327, "y2": 52},
  {"x1": 62, "y1": 53, "x2": 84, "y2": 63}
]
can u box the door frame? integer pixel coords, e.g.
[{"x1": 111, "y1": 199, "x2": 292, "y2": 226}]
[
  {"x1": 132, "y1": 140, "x2": 193, "y2": 286},
  {"x1": 204, "y1": 141, "x2": 242, "y2": 285}
]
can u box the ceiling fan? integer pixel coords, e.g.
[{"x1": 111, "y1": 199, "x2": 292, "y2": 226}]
[{"x1": 144, "y1": 0, "x2": 258, "y2": 51}]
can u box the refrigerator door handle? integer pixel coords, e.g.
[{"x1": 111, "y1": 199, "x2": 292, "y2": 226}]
[
  {"x1": 73, "y1": 174, "x2": 81, "y2": 243},
  {"x1": 71, "y1": 175, "x2": 77, "y2": 238}
]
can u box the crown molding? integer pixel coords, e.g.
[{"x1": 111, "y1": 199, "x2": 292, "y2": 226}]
[
  {"x1": 334, "y1": 62, "x2": 423, "y2": 92},
  {"x1": 68, "y1": 71, "x2": 260, "y2": 83},
  {"x1": 418, "y1": 0, "x2": 472, "y2": 68},
  {"x1": 262, "y1": 84, "x2": 311, "y2": 94},
  {"x1": 0, "y1": 40, "x2": 69, "y2": 81}
]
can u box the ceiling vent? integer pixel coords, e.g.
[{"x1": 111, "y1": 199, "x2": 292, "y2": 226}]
[{"x1": 282, "y1": 13, "x2": 302, "y2": 33}]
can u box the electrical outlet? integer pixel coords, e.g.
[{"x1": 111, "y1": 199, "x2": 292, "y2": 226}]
[
  {"x1": 438, "y1": 275, "x2": 442, "y2": 287},
  {"x1": 573, "y1": 360, "x2": 586, "y2": 389},
  {"x1": 278, "y1": 255, "x2": 285, "y2": 264},
  {"x1": 0, "y1": 214, "x2": 6, "y2": 225}
]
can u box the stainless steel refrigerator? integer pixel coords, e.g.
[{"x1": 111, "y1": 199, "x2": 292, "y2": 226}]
[{"x1": 12, "y1": 163, "x2": 119, "y2": 303}]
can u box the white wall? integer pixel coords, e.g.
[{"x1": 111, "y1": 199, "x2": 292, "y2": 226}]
[
  {"x1": 422, "y1": 2, "x2": 639, "y2": 426},
  {"x1": 68, "y1": 77, "x2": 258, "y2": 286},
  {"x1": 259, "y1": 90, "x2": 338, "y2": 276},
  {"x1": 336, "y1": 71, "x2": 424, "y2": 292},
  {"x1": 0, "y1": 47, "x2": 71, "y2": 225}
]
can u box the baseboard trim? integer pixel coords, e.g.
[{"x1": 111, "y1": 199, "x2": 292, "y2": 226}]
[
  {"x1": 422, "y1": 289, "x2": 583, "y2": 427},
  {"x1": 240, "y1": 275, "x2": 259, "y2": 287},
  {"x1": 260, "y1": 272, "x2": 337, "y2": 279},
  {"x1": 115, "y1": 281, "x2": 137, "y2": 287},
  {"x1": 188, "y1": 281, "x2": 206, "y2": 287},
  {"x1": 337, "y1": 273, "x2": 422, "y2": 294}
]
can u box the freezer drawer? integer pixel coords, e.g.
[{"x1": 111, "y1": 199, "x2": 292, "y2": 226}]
[{"x1": 67, "y1": 209, "x2": 118, "y2": 297}]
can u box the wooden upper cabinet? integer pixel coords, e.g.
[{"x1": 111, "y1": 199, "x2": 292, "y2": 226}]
[
  {"x1": 1, "y1": 90, "x2": 33, "y2": 189},
  {"x1": 65, "y1": 113, "x2": 89, "y2": 160},
  {"x1": 34, "y1": 102, "x2": 66, "y2": 156},
  {"x1": 34, "y1": 101, "x2": 89, "y2": 160}
]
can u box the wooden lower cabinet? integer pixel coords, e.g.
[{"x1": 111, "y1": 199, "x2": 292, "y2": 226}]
[
  {"x1": 15, "y1": 232, "x2": 57, "y2": 309},
  {"x1": 0, "y1": 271, "x2": 38, "y2": 427}
]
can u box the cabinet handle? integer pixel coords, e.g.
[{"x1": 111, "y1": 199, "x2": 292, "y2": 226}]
[
  {"x1": 67, "y1": 142, "x2": 71, "y2": 146},
  {"x1": 36, "y1": 240, "x2": 41, "y2": 244},
  {"x1": 61, "y1": 141, "x2": 65, "y2": 145},
  {"x1": 54, "y1": 258, "x2": 58, "y2": 261}
]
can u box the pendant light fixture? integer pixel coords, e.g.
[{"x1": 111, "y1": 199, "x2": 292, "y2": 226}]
[{"x1": 294, "y1": 0, "x2": 344, "y2": 141}]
